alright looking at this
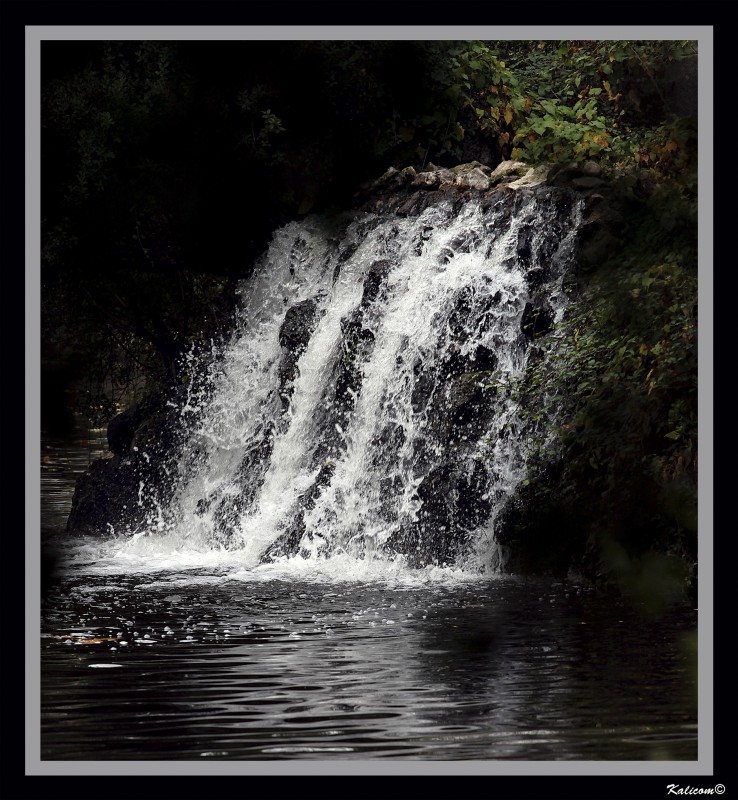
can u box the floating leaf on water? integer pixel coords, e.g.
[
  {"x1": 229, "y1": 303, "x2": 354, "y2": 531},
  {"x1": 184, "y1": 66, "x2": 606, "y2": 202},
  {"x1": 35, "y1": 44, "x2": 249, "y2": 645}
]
[{"x1": 58, "y1": 635, "x2": 117, "y2": 645}]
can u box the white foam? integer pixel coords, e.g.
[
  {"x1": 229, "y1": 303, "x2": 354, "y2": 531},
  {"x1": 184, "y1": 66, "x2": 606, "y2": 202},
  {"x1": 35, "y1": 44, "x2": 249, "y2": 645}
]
[{"x1": 73, "y1": 192, "x2": 582, "y2": 582}]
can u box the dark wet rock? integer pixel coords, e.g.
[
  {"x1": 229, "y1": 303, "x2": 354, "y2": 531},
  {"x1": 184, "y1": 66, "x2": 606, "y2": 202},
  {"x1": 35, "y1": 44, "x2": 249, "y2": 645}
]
[
  {"x1": 456, "y1": 460, "x2": 492, "y2": 529},
  {"x1": 198, "y1": 425, "x2": 277, "y2": 549},
  {"x1": 549, "y1": 161, "x2": 584, "y2": 187},
  {"x1": 582, "y1": 160, "x2": 602, "y2": 177},
  {"x1": 106, "y1": 408, "x2": 138, "y2": 457},
  {"x1": 448, "y1": 287, "x2": 494, "y2": 339},
  {"x1": 67, "y1": 387, "x2": 187, "y2": 536},
  {"x1": 571, "y1": 176, "x2": 605, "y2": 190},
  {"x1": 278, "y1": 298, "x2": 319, "y2": 406},
  {"x1": 388, "y1": 348, "x2": 497, "y2": 566},
  {"x1": 411, "y1": 358, "x2": 436, "y2": 414},
  {"x1": 468, "y1": 344, "x2": 498, "y2": 372},
  {"x1": 525, "y1": 267, "x2": 548, "y2": 291},
  {"x1": 361, "y1": 260, "x2": 392, "y2": 306},
  {"x1": 279, "y1": 298, "x2": 318, "y2": 352},
  {"x1": 106, "y1": 393, "x2": 167, "y2": 456},
  {"x1": 336, "y1": 312, "x2": 373, "y2": 394},
  {"x1": 442, "y1": 375, "x2": 489, "y2": 432},
  {"x1": 386, "y1": 458, "x2": 491, "y2": 568},
  {"x1": 396, "y1": 191, "x2": 440, "y2": 217},
  {"x1": 367, "y1": 422, "x2": 406, "y2": 477},
  {"x1": 306, "y1": 306, "x2": 377, "y2": 465},
  {"x1": 521, "y1": 298, "x2": 555, "y2": 339},
  {"x1": 261, "y1": 459, "x2": 337, "y2": 561},
  {"x1": 516, "y1": 224, "x2": 535, "y2": 267},
  {"x1": 67, "y1": 457, "x2": 124, "y2": 535}
]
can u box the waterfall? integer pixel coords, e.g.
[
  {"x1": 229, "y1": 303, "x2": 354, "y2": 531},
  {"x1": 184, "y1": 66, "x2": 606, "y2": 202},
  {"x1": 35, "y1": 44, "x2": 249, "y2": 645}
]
[{"x1": 132, "y1": 186, "x2": 583, "y2": 574}]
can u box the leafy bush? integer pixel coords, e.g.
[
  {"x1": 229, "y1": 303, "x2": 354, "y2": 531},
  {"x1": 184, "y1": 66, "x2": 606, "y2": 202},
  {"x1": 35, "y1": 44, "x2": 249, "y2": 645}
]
[
  {"x1": 489, "y1": 174, "x2": 698, "y2": 595},
  {"x1": 512, "y1": 93, "x2": 612, "y2": 163},
  {"x1": 393, "y1": 39, "x2": 699, "y2": 173}
]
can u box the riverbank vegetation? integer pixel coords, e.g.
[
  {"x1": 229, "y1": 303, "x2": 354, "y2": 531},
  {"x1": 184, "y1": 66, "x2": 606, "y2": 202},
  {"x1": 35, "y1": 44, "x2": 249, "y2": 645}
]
[{"x1": 493, "y1": 169, "x2": 698, "y2": 602}]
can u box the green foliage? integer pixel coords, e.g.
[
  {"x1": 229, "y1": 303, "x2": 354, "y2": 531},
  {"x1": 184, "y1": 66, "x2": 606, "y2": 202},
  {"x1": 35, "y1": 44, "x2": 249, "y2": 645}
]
[
  {"x1": 490, "y1": 176, "x2": 697, "y2": 592},
  {"x1": 522, "y1": 256, "x2": 697, "y2": 486},
  {"x1": 364, "y1": 39, "x2": 697, "y2": 175},
  {"x1": 370, "y1": 41, "x2": 523, "y2": 164},
  {"x1": 512, "y1": 94, "x2": 612, "y2": 163},
  {"x1": 236, "y1": 85, "x2": 286, "y2": 160},
  {"x1": 505, "y1": 40, "x2": 698, "y2": 170},
  {"x1": 427, "y1": 42, "x2": 521, "y2": 158}
]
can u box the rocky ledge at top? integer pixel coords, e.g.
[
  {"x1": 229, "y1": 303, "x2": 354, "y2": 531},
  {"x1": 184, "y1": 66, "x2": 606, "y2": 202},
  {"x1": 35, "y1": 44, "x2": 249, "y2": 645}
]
[
  {"x1": 354, "y1": 161, "x2": 627, "y2": 269},
  {"x1": 353, "y1": 158, "x2": 624, "y2": 273},
  {"x1": 354, "y1": 158, "x2": 607, "y2": 217}
]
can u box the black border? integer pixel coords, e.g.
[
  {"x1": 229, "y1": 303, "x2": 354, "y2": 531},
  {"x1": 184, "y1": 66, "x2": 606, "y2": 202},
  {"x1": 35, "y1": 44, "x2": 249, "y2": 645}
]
[{"x1": 4, "y1": 2, "x2": 732, "y2": 798}]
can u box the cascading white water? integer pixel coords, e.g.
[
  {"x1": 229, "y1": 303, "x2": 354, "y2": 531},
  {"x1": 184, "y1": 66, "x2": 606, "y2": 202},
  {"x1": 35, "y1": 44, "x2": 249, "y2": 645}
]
[{"x1": 125, "y1": 187, "x2": 583, "y2": 576}]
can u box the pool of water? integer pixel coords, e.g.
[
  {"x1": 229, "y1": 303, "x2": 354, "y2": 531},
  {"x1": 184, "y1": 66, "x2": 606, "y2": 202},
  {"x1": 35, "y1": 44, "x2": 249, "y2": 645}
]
[
  {"x1": 41, "y1": 566, "x2": 697, "y2": 761},
  {"x1": 38, "y1": 429, "x2": 698, "y2": 762}
]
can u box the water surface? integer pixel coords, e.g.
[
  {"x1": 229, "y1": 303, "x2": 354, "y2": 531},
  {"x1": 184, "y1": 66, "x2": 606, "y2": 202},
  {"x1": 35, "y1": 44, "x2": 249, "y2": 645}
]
[{"x1": 41, "y1": 514, "x2": 697, "y2": 761}]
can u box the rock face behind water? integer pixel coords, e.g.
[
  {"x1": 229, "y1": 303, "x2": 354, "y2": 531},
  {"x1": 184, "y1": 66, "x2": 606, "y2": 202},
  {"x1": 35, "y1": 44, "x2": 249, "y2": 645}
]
[
  {"x1": 67, "y1": 159, "x2": 619, "y2": 570},
  {"x1": 278, "y1": 298, "x2": 318, "y2": 407},
  {"x1": 241, "y1": 164, "x2": 586, "y2": 568}
]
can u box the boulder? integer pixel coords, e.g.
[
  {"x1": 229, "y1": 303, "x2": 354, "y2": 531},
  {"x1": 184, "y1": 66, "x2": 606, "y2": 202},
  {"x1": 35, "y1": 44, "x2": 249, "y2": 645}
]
[
  {"x1": 67, "y1": 387, "x2": 187, "y2": 536},
  {"x1": 489, "y1": 160, "x2": 530, "y2": 183}
]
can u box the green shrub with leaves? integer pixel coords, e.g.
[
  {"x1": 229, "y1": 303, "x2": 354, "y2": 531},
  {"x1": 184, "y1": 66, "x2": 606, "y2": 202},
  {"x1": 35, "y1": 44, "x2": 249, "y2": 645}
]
[
  {"x1": 505, "y1": 39, "x2": 698, "y2": 170},
  {"x1": 427, "y1": 42, "x2": 523, "y2": 158},
  {"x1": 374, "y1": 39, "x2": 697, "y2": 174},
  {"x1": 369, "y1": 41, "x2": 524, "y2": 164},
  {"x1": 488, "y1": 175, "x2": 697, "y2": 594},
  {"x1": 512, "y1": 92, "x2": 612, "y2": 163}
]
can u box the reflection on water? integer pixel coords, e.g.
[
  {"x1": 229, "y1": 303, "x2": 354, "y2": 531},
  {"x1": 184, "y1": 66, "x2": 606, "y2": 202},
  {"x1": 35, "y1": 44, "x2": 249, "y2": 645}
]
[
  {"x1": 39, "y1": 431, "x2": 698, "y2": 761},
  {"x1": 41, "y1": 573, "x2": 697, "y2": 761},
  {"x1": 41, "y1": 420, "x2": 109, "y2": 534}
]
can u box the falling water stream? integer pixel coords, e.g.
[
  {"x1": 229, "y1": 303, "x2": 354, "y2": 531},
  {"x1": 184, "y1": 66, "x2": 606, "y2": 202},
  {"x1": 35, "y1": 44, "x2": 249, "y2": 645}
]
[{"x1": 39, "y1": 186, "x2": 698, "y2": 761}]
